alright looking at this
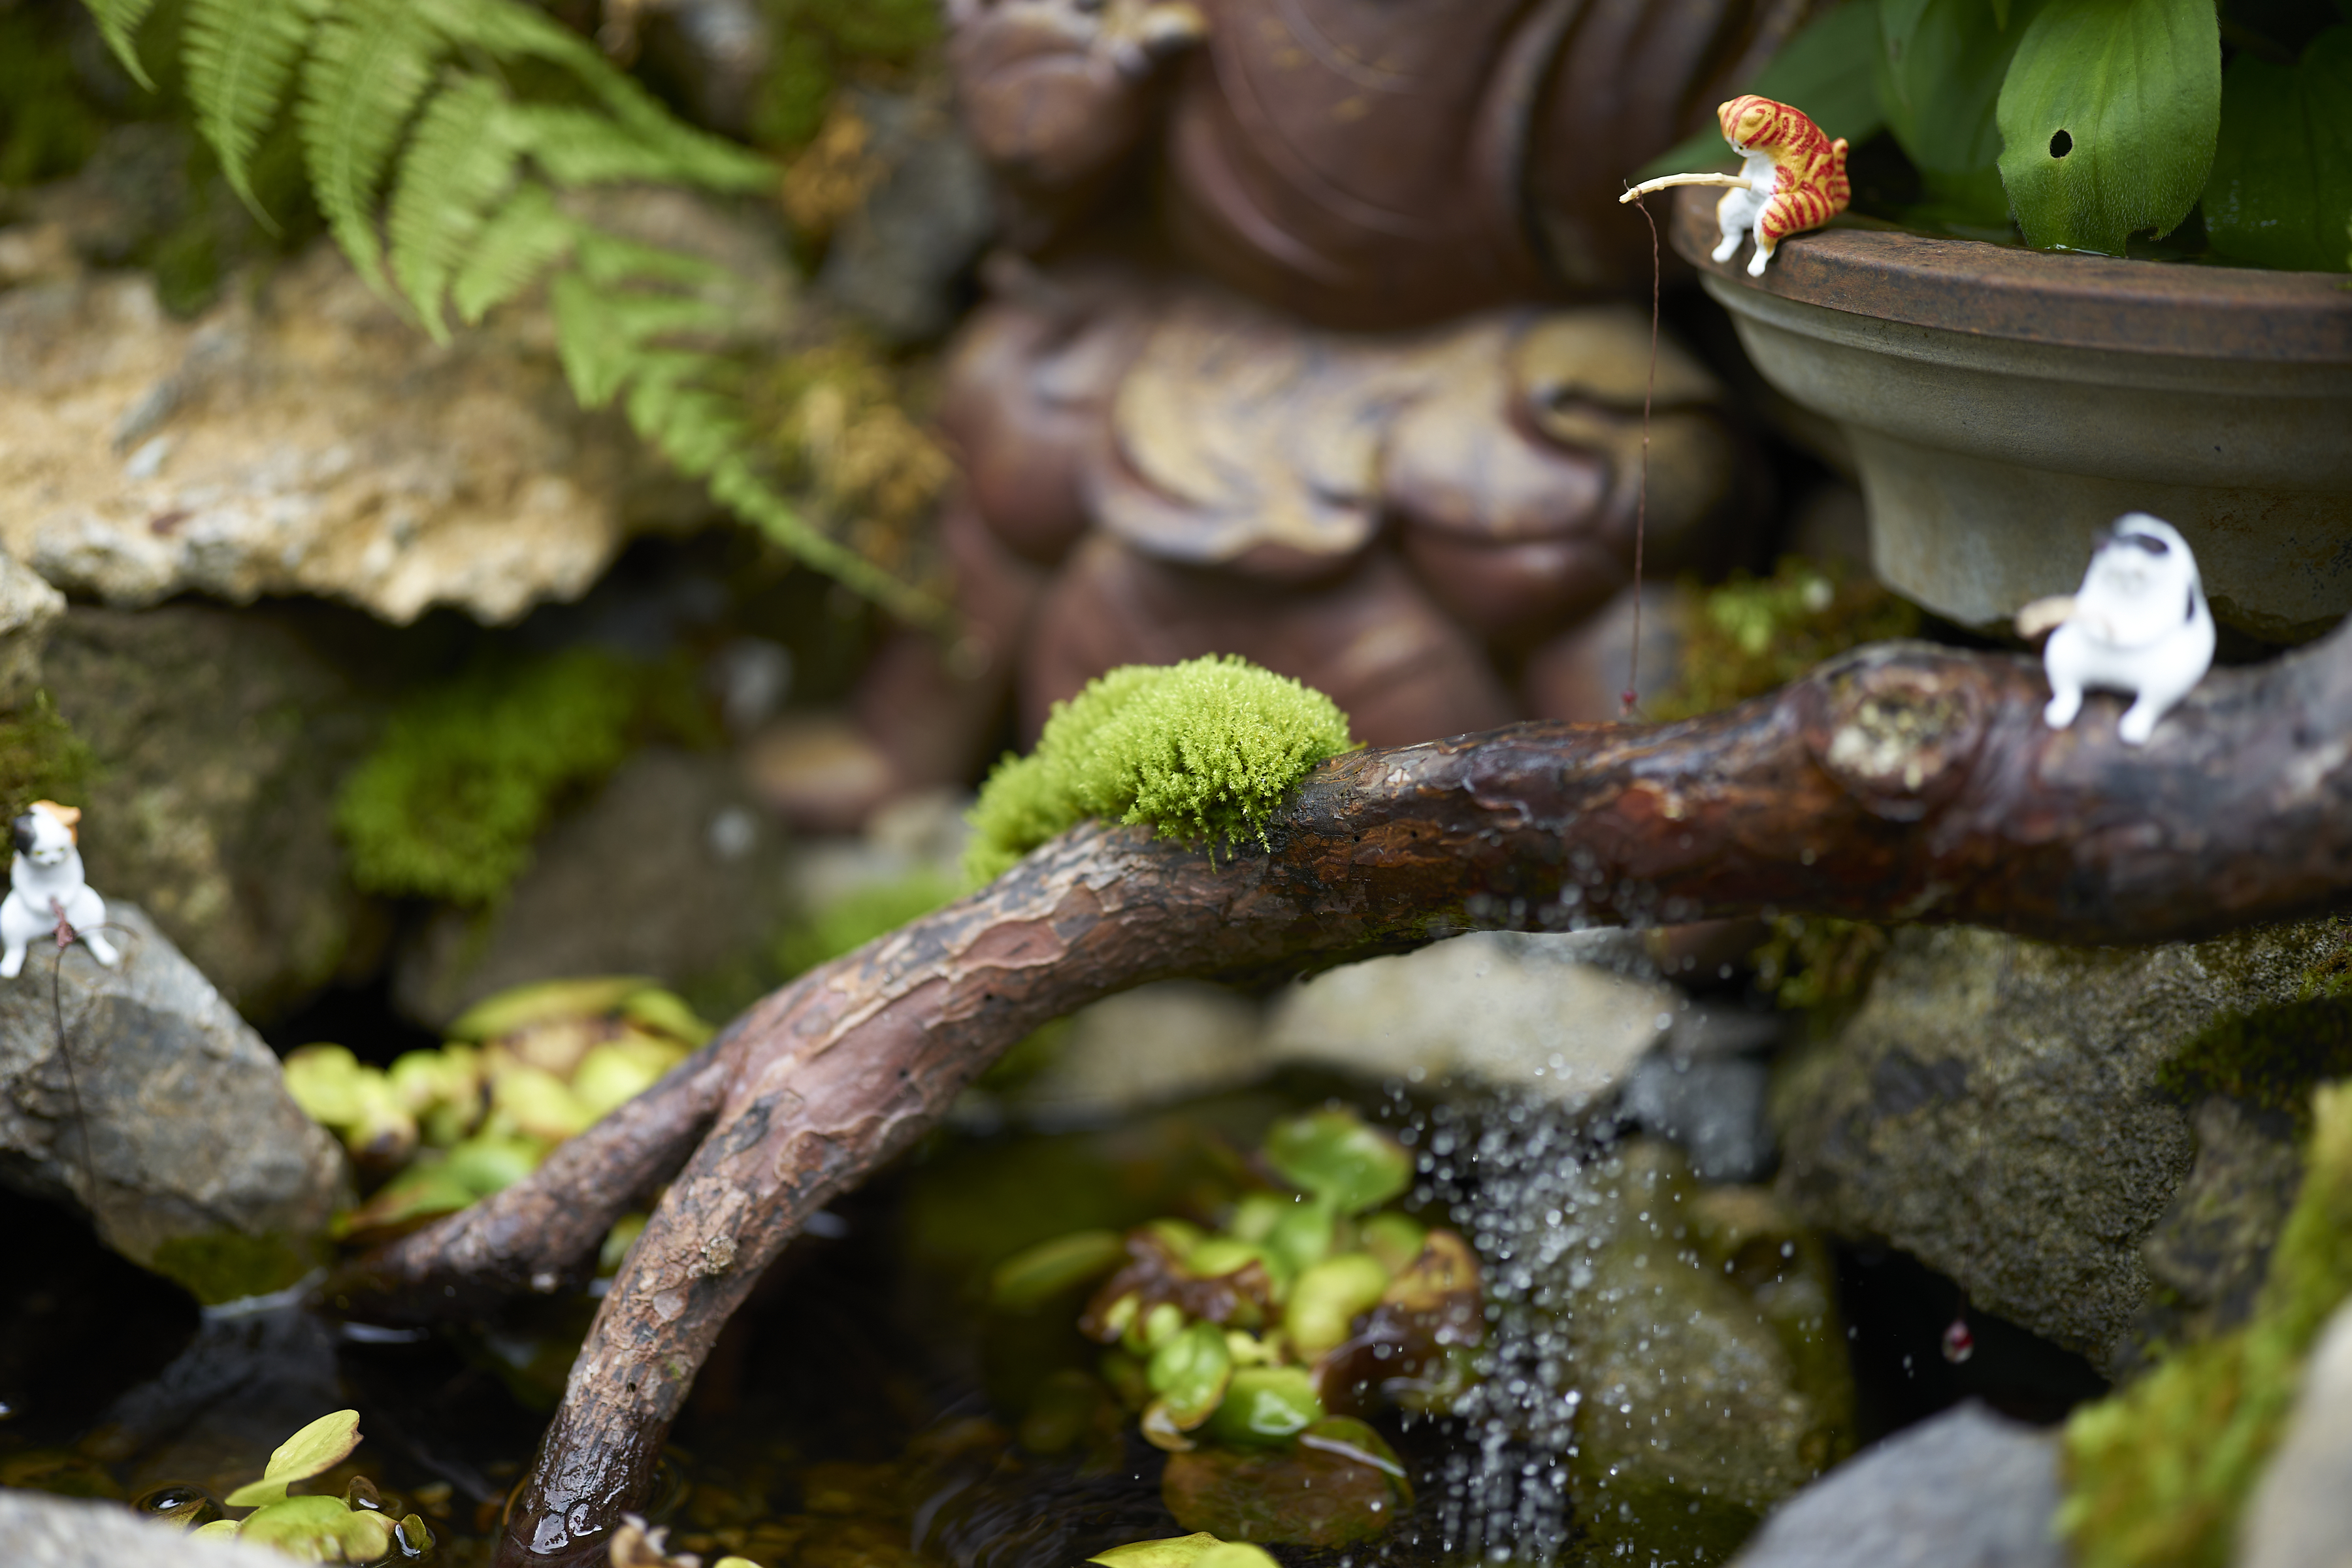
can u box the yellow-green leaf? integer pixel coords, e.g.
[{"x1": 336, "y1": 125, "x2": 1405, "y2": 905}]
[
  {"x1": 223, "y1": 1409, "x2": 363, "y2": 1507},
  {"x1": 1995, "y1": 0, "x2": 2221, "y2": 252},
  {"x1": 990, "y1": 1230, "x2": 1128, "y2": 1312},
  {"x1": 1090, "y1": 1534, "x2": 1279, "y2": 1568},
  {"x1": 236, "y1": 1494, "x2": 394, "y2": 1561}
]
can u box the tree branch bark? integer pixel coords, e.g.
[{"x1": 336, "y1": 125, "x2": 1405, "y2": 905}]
[{"x1": 331, "y1": 630, "x2": 2352, "y2": 1565}]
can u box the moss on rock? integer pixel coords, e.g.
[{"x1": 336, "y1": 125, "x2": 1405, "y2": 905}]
[
  {"x1": 1648, "y1": 558, "x2": 1921, "y2": 723},
  {"x1": 2060, "y1": 1080, "x2": 2352, "y2": 1568},
  {"x1": 336, "y1": 647, "x2": 702, "y2": 906},
  {"x1": 964, "y1": 657, "x2": 1355, "y2": 883},
  {"x1": 0, "y1": 690, "x2": 95, "y2": 822}
]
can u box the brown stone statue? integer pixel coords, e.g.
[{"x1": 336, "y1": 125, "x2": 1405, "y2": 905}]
[
  {"x1": 950, "y1": 0, "x2": 1820, "y2": 323},
  {"x1": 779, "y1": 0, "x2": 1801, "y2": 825}
]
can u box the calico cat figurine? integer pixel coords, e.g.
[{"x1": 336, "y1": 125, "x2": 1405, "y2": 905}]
[{"x1": 1620, "y1": 94, "x2": 1851, "y2": 274}]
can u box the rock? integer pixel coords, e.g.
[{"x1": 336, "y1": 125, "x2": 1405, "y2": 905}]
[
  {"x1": 0, "y1": 547, "x2": 66, "y2": 708},
  {"x1": 2241, "y1": 1298, "x2": 2352, "y2": 1568},
  {"x1": 392, "y1": 747, "x2": 792, "y2": 1027},
  {"x1": 0, "y1": 225, "x2": 734, "y2": 626},
  {"x1": 0, "y1": 903, "x2": 347, "y2": 1302},
  {"x1": 1261, "y1": 931, "x2": 1676, "y2": 1103},
  {"x1": 2134, "y1": 1094, "x2": 2305, "y2": 1350},
  {"x1": 1624, "y1": 1033, "x2": 1780, "y2": 1184},
  {"x1": 813, "y1": 88, "x2": 996, "y2": 345},
  {"x1": 990, "y1": 982, "x2": 1266, "y2": 1127},
  {"x1": 1545, "y1": 1141, "x2": 1854, "y2": 1561},
  {"x1": 1729, "y1": 1402, "x2": 2067, "y2": 1568},
  {"x1": 39, "y1": 604, "x2": 382, "y2": 1022},
  {"x1": 0, "y1": 1490, "x2": 281, "y2": 1567},
  {"x1": 1771, "y1": 921, "x2": 2341, "y2": 1376}
]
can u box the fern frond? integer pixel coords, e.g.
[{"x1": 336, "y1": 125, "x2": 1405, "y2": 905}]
[
  {"x1": 511, "y1": 106, "x2": 745, "y2": 190},
  {"x1": 389, "y1": 74, "x2": 527, "y2": 337},
  {"x1": 297, "y1": 0, "x2": 442, "y2": 291},
  {"x1": 438, "y1": 0, "x2": 771, "y2": 192},
  {"x1": 82, "y1": 0, "x2": 161, "y2": 90},
  {"x1": 570, "y1": 226, "x2": 723, "y2": 290},
  {"x1": 708, "y1": 455, "x2": 943, "y2": 625},
  {"x1": 549, "y1": 272, "x2": 728, "y2": 406},
  {"x1": 449, "y1": 182, "x2": 576, "y2": 325},
  {"x1": 186, "y1": 0, "x2": 323, "y2": 221}
]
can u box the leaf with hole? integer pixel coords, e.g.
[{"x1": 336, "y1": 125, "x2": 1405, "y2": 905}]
[
  {"x1": 1995, "y1": 0, "x2": 2221, "y2": 252},
  {"x1": 2202, "y1": 25, "x2": 2352, "y2": 272},
  {"x1": 1878, "y1": 0, "x2": 2055, "y2": 223}
]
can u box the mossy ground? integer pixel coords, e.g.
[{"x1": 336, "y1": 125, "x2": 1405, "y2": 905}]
[
  {"x1": 751, "y1": 0, "x2": 942, "y2": 152},
  {"x1": 2061, "y1": 1080, "x2": 2352, "y2": 1568},
  {"x1": 1647, "y1": 557, "x2": 1923, "y2": 724},
  {"x1": 2157, "y1": 921, "x2": 2352, "y2": 1124},
  {"x1": 964, "y1": 657, "x2": 1356, "y2": 883},
  {"x1": 335, "y1": 647, "x2": 713, "y2": 907}
]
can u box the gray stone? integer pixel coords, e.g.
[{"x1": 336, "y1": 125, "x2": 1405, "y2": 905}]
[
  {"x1": 1772, "y1": 921, "x2": 2339, "y2": 1375},
  {"x1": 1625, "y1": 1048, "x2": 1778, "y2": 1184},
  {"x1": 990, "y1": 981, "x2": 1267, "y2": 1128},
  {"x1": 392, "y1": 747, "x2": 793, "y2": 1027},
  {"x1": 1731, "y1": 1402, "x2": 2068, "y2": 1568},
  {"x1": 0, "y1": 1490, "x2": 281, "y2": 1567},
  {"x1": 41, "y1": 605, "x2": 382, "y2": 1023},
  {"x1": 815, "y1": 88, "x2": 996, "y2": 345},
  {"x1": 2241, "y1": 1298, "x2": 2352, "y2": 1568},
  {"x1": 0, "y1": 546, "x2": 65, "y2": 708},
  {"x1": 0, "y1": 903, "x2": 346, "y2": 1301},
  {"x1": 1262, "y1": 930, "x2": 1676, "y2": 1103}
]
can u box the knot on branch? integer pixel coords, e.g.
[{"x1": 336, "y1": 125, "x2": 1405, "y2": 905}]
[{"x1": 1808, "y1": 647, "x2": 1989, "y2": 823}]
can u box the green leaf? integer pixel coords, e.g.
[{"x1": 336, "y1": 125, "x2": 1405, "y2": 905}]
[
  {"x1": 297, "y1": 0, "x2": 443, "y2": 293},
  {"x1": 449, "y1": 182, "x2": 576, "y2": 323},
  {"x1": 1203, "y1": 1367, "x2": 1323, "y2": 1448},
  {"x1": 388, "y1": 75, "x2": 527, "y2": 337},
  {"x1": 1089, "y1": 1535, "x2": 1279, "y2": 1568},
  {"x1": 222, "y1": 1410, "x2": 363, "y2": 1507},
  {"x1": 991, "y1": 1230, "x2": 1129, "y2": 1312},
  {"x1": 1634, "y1": 1, "x2": 1885, "y2": 179},
  {"x1": 2202, "y1": 25, "x2": 2352, "y2": 271},
  {"x1": 1878, "y1": 0, "x2": 2054, "y2": 222},
  {"x1": 1146, "y1": 1321, "x2": 1234, "y2": 1429},
  {"x1": 82, "y1": 0, "x2": 161, "y2": 90},
  {"x1": 1996, "y1": 0, "x2": 2222, "y2": 252},
  {"x1": 186, "y1": 0, "x2": 320, "y2": 220},
  {"x1": 235, "y1": 1495, "x2": 395, "y2": 1560},
  {"x1": 1263, "y1": 1108, "x2": 1412, "y2": 1213}
]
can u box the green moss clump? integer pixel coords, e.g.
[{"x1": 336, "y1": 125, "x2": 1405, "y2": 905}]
[
  {"x1": 1750, "y1": 915, "x2": 1891, "y2": 1014},
  {"x1": 964, "y1": 657, "x2": 1356, "y2": 883},
  {"x1": 336, "y1": 648, "x2": 679, "y2": 906},
  {"x1": 1649, "y1": 559, "x2": 1921, "y2": 721},
  {"x1": 0, "y1": 691, "x2": 96, "y2": 822},
  {"x1": 2156, "y1": 996, "x2": 2352, "y2": 1126},
  {"x1": 147, "y1": 1229, "x2": 320, "y2": 1306},
  {"x1": 752, "y1": 0, "x2": 942, "y2": 151},
  {"x1": 2059, "y1": 1079, "x2": 2352, "y2": 1568}
]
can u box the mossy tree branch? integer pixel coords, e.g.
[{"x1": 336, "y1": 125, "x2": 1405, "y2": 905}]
[{"x1": 329, "y1": 624, "x2": 2352, "y2": 1566}]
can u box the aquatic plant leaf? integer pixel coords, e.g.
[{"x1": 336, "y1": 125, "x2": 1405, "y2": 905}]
[
  {"x1": 2201, "y1": 27, "x2": 2352, "y2": 272},
  {"x1": 992, "y1": 1230, "x2": 1130, "y2": 1312},
  {"x1": 1263, "y1": 1196, "x2": 1338, "y2": 1279},
  {"x1": 620, "y1": 987, "x2": 715, "y2": 1047},
  {"x1": 1088, "y1": 1533, "x2": 1270, "y2": 1568},
  {"x1": 184, "y1": 0, "x2": 318, "y2": 218},
  {"x1": 1147, "y1": 1321, "x2": 1235, "y2": 1429},
  {"x1": 1203, "y1": 1367, "x2": 1323, "y2": 1447},
  {"x1": 1264, "y1": 1109, "x2": 1411, "y2": 1213},
  {"x1": 1360, "y1": 1213, "x2": 1426, "y2": 1275},
  {"x1": 191, "y1": 1518, "x2": 242, "y2": 1541},
  {"x1": 237, "y1": 1494, "x2": 395, "y2": 1560},
  {"x1": 1995, "y1": 0, "x2": 2221, "y2": 252},
  {"x1": 449, "y1": 975, "x2": 656, "y2": 1042},
  {"x1": 1163, "y1": 1423, "x2": 1407, "y2": 1545},
  {"x1": 1635, "y1": 1, "x2": 1885, "y2": 178},
  {"x1": 223, "y1": 1410, "x2": 363, "y2": 1507},
  {"x1": 1286, "y1": 1252, "x2": 1392, "y2": 1358},
  {"x1": 1876, "y1": 0, "x2": 2053, "y2": 221}
]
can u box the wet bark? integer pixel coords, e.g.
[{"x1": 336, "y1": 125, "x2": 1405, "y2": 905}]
[{"x1": 331, "y1": 629, "x2": 2352, "y2": 1565}]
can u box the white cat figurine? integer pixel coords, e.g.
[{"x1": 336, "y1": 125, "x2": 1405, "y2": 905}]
[
  {"x1": 2018, "y1": 514, "x2": 2214, "y2": 747},
  {"x1": 1, "y1": 800, "x2": 119, "y2": 977}
]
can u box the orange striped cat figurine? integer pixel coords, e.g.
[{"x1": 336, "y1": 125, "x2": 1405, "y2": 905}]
[{"x1": 1619, "y1": 95, "x2": 1850, "y2": 276}]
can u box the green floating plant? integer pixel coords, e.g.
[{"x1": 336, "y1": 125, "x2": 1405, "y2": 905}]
[
  {"x1": 1088, "y1": 1535, "x2": 1281, "y2": 1568},
  {"x1": 964, "y1": 656, "x2": 1356, "y2": 883},
  {"x1": 191, "y1": 1410, "x2": 437, "y2": 1564},
  {"x1": 986, "y1": 1107, "x2": 1460, "y2": 1543}
]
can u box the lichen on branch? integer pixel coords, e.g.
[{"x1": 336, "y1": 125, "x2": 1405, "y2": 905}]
[{"x1": 964, "y1": 656, "x2": 1356, "y2": 882}]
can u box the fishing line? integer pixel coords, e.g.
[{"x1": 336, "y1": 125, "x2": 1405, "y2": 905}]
[{"x1": 1621, "y1": 188, "x2": 1663, "y2": 719}]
